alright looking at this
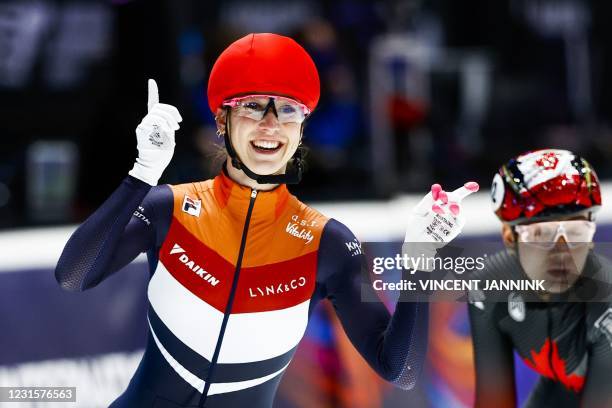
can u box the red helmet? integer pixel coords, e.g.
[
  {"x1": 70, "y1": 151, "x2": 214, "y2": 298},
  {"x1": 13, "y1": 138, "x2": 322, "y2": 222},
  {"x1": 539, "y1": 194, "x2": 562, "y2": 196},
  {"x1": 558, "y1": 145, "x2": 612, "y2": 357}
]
[
  {"x1": 491, "y1": 149, "x2": 602, "y2": 225},
  {"x1": 207, "y1": 33, "x2": 320, "y2": 114}
]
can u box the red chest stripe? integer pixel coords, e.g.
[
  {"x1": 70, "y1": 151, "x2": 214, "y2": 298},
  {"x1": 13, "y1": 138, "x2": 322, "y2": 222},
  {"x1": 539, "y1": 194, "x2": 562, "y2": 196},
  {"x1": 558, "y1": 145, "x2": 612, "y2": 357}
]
[{"x1": 159, "y1": 218, "x2": 317, "y2": 314}]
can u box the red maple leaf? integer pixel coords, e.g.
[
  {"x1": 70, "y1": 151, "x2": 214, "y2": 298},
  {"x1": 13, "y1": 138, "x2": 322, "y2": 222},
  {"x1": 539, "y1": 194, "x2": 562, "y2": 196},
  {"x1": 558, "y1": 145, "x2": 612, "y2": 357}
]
[
  {"x1": 522, "y1": 338, "x2": 585, "y2": 392},
  {"x1": 535, "y1": 152, "x2": 559, "y2": 170}
]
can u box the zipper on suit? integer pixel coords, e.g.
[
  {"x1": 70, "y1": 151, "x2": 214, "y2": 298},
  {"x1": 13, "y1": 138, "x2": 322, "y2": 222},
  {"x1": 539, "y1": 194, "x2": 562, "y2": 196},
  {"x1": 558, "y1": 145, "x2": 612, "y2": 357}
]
[{"x1": 199, "y1": 189, "x2": 258, "y2": 407}]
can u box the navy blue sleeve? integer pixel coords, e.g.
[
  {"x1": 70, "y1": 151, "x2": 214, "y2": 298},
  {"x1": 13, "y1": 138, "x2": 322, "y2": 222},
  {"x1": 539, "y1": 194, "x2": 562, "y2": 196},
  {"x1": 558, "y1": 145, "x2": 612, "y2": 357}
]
[
  {"x1": 55, "y1": 175, "x2": 173, "y2": 291},
  {"x1": 317, "y1": 219, "x2": 429, "y2": 390}
]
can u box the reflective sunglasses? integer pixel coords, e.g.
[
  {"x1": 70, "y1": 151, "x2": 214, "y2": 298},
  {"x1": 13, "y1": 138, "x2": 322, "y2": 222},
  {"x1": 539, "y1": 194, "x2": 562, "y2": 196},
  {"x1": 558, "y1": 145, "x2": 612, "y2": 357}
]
[
  {"x1": 515, "y1": 220, "x2": 596, "y2": 249},
  {"x1": 222, "y1": 94, "x2": 310, "y2": 124}
]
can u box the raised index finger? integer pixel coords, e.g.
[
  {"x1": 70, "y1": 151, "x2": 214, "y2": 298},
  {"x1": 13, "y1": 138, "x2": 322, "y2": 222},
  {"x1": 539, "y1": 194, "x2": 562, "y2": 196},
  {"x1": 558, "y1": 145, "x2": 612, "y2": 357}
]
[
  {"x1": 449, "y1": 181, "x2": 479, "y2": 202},
  {"x1": 147, "y1": 79, "x2": 159, "y2": 112}
]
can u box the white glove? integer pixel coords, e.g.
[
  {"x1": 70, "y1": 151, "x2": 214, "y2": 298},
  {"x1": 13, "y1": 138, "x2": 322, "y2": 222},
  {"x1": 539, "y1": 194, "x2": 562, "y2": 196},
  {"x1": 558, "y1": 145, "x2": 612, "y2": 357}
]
[
  {"x1": 402, "y1": 182, "x2": 479, "y2": 272},
  {"x1": 128, "y1": 79, "x2": 182, "y2": 186}
]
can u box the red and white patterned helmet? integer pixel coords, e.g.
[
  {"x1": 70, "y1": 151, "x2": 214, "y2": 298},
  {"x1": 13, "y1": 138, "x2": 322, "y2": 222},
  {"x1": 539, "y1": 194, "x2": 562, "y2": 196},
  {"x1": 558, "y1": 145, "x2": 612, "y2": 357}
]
[{"x1": 491, "y1": 149, "x2": 602, "y2": 225}]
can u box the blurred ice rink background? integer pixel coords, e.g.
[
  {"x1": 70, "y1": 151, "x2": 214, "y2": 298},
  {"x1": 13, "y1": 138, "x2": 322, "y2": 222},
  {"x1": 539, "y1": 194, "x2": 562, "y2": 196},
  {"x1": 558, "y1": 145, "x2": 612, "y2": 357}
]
[{"x1": 1, "y1": 0, "x2": 612, "y2": 406}]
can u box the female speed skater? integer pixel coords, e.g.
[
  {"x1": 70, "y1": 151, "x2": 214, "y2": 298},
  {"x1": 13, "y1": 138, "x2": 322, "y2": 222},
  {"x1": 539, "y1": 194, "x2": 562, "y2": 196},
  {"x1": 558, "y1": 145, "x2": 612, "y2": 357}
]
[
  {"x1": 56, "y1": 33, "x2": 478, "y2": 407},
  {"x1": 469, "y1": 149, "x2": 612, "y2": 408}
]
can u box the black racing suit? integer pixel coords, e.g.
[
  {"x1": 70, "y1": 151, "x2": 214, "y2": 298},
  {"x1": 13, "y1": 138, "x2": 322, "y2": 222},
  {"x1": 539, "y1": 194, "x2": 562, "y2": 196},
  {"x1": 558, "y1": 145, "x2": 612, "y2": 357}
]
[{"x1": 468, "y1": 250, "x2": 612, "y2": 408}]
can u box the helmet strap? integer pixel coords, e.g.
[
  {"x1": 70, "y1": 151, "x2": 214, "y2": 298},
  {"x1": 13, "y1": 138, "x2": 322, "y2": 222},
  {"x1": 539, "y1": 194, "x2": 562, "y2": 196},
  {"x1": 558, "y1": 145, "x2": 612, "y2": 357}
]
[{"x1": 223, "y1": 107, "x2": 304, "y2": 185}]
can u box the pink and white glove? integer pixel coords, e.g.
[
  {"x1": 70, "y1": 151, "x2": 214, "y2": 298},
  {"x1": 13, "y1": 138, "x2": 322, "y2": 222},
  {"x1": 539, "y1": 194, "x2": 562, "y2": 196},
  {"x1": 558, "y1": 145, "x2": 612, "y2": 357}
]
[
  {"x1": 129, "y1": 79, "x2": 182, "y2": 186},
  {"x1": 402, "y1": 182, "x2": 479, "y2": 272}
]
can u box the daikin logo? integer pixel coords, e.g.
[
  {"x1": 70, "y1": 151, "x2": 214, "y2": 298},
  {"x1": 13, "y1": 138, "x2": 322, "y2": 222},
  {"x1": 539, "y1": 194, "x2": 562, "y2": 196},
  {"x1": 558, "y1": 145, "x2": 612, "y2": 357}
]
[
  {"x1": 170, "y1": 243, "x2": 220, "y2": 287},
  {"x1": 170, "y1": 244, "x2": 185, "y2": 255}
]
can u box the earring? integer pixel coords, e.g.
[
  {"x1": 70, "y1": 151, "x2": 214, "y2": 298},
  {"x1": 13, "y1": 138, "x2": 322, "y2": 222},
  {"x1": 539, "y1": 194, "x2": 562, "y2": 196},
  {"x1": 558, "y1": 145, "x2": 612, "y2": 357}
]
[{"x1": 216, "y1": 129, "x2": 225, "y2": 138}]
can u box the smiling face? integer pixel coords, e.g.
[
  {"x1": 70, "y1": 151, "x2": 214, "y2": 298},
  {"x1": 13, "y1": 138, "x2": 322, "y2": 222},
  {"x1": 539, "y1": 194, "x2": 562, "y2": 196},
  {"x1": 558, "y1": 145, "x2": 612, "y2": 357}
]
[{"x1": 216, "y1": 98, "x2": 303, "y2": 176}]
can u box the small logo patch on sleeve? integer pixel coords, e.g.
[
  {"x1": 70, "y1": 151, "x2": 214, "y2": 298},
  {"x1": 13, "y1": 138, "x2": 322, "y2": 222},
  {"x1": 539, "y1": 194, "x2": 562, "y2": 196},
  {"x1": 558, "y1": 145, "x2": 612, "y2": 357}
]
[
  {"x1": 468, "y1": 289, "x2": 486, "y2": 310},
  {"x1": 345, "y1": 239, "x2": 362, "y2": 256},
  {"x1": 133, "y1": 206, "x2": 151, "y2": 225},
  {"x1": 182, "y1": 194, "x2": 201, "y2": 217},
  {"x1": 594, "y1": 307, "x2": 612, "y2": 347}
]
